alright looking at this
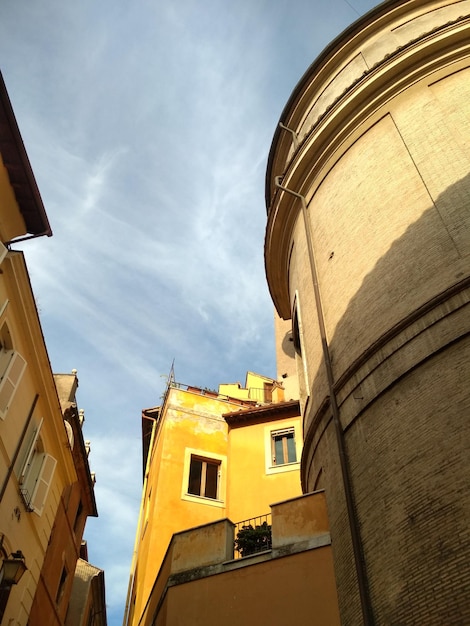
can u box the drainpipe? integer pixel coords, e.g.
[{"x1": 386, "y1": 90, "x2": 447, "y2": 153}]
[{"x1": 274, "y1": 177, "x2": 374, "y2": 626}]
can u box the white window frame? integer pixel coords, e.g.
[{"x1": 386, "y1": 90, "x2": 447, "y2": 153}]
[
  {"x1": 181, "y1": 448, "x2": 226, "y2": 508},
  {"x1": 264, "y1": 419, "x2": 302, "y2": 475},
  {"x1": 187, "y1": 456, "x2": 220, "y2": 499},
  {"x1": 271, "y1": 427, "x2": 297, "y2": 466}
]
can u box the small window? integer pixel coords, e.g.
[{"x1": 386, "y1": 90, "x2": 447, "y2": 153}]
[
  {"x1": 272, "y1": 428, "x2": 297, "y2": 465},
  {"x1": 188, "y1": 456, "x2": 220, "y2": 499}
]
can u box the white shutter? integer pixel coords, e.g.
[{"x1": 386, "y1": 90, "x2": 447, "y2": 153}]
[
  {"x1": 0, "y1": 242, "x2": 7, "y2": 265},
  {"x1": 30, "y1": 453, "x2": 56, "y2": 515},
  {"x1": 0, "y1": 351, "x2": 26, "y2": 418},
  {"x1": 19, "y1": 418, "x2": 43, "y2": 484}
]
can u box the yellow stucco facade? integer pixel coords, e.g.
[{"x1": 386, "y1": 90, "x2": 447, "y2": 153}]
[
  {"x1": 150, "y1": 492, "x2": 340, "y2": 626},
  {"x1": 124, "y1": 373, "x2": 304, "y2": 626}
]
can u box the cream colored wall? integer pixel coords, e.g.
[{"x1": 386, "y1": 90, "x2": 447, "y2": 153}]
[
  {"x1": 0, "y1": 252, "x2": 76, "y2": 625},
  {"x1": 288, "y1": 47, "x2": 470, "y2": 432}
]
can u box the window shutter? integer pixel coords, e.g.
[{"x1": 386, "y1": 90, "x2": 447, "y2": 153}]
[
  {"x1": 19, "y1": 418, "x2": 43, "y2": 484},
  {"x1": 0, "y1": 242, "x2": 7, "y2": 266},
  {"x1": 30, "y1": 453, "x2": 56, "y2": 515},
  {"x1": 0, "y1": 352, "x2": 26, "y2": 418}
]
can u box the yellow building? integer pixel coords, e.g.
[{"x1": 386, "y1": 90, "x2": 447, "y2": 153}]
[
  {"x1": 145, "y1": 492, "x2": 340, "y2": 626},
  {"x1": 123, "y1": 371, "x2": 314, "y2": 626},
  {"x1": 0, "y1": 72, "x2": 106, "y2": 625},
  {"x1": 265, "y1": 0, "x2": 470, "y2": 623}
]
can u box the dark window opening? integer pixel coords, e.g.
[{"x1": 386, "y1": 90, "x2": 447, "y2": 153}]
[
  {"x1": 188, "y1": 456, "x2": 220, "y2": 499},
  {"x1": 56, "y1": 566, "x2": 68, "y2": 605},
  {"x1": 292, "y1": 308, "x2": 302, "y2": 356}
]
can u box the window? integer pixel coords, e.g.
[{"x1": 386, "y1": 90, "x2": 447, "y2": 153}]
[
  {"x1": 182, "y1": 448, "x2": 226, "y2": 507},
  {"x1": 264, "y1": 420, "x2": 301, "y2": 474},
  {"x1": 74, "y1": 501, "x2": 84, "y2": 534},
  {"x1": 188, "y1": 456, "x2": 220, "y2": 499},
  {"x1": 0, "y1": 323, "x2": 26, "y2": 419},
  {"x1": 56, "y1": 566, "x2": 68, "y2": 604},
  {"x1": 19, "y1": 419, "x2": 57, "y2": 515},
  {"x1": 272, "y1": 428, "x2": 297, "y2": 465},
  {"x1": 292, "y1": 293, "x2": 310, "y2": 406}
]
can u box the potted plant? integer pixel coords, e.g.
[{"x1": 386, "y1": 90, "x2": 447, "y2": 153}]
[{"x1": 234, "y1": 521, "x2": 272, "y2": 557}]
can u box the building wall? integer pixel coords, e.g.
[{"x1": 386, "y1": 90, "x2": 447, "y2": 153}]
[
  {"x1": 65, "y1": 558, "x2": 106, "y2": 626},
  {"x1": 131, "y1": 388, "x2": 231, "y2": 620},
  {"x1": 0, "y1": 253, "x2": 77, "y2": 625},
  {"x1": 126, "y1": 379, "x2": 302, "y2": 626},
  {"x1": 28, "y1": 374, "x2": 100, "y2": 626},
  {"x1": 274, "y1": 314, "x2": 299, "y2": 401},
  {"x1": 227, "y1": 415, "x2": 302, "y2": 522},
  {"x1": 265, "y1": 1, "x2": 470, "y2": 623},
  {"x1": 28, "y1": 482, "x2": 82, "y2": 626},
  {"x1": 150, "y1": 492, "x2": 340, "y2": 626},
  {"x1": 159, "y1": 548, "x2": 339, "y2": 626}
]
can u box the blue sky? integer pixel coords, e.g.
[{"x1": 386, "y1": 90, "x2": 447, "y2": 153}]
[{"x1": 0, "y1": 0, "x2": 378, "y2": 623}]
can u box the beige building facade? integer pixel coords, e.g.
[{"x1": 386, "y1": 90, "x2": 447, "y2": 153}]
[
  {"x1": 265, "y1": 0, "x2": 470, "y2": 624},
  {"x1": 0, "y1": 72, "x2": 106, "y2": 625}
]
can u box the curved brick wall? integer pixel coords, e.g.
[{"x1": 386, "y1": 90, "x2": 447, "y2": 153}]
[{"x1": 265, "y1": 1, "x2": 470, "y2": 623}]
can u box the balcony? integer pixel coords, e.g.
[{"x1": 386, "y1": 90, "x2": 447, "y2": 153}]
[{"x1": 233, "y1": 514, "x2": 272, "y2": 559}]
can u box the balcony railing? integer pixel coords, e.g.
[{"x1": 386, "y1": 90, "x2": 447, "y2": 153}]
[{"x1": 233, "y1": 514, "x2": 272, "y2": 559}]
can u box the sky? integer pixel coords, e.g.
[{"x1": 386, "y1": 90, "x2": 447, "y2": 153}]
[{"x1": 0, "y1": 0, "x2": 379, "y2": 624}]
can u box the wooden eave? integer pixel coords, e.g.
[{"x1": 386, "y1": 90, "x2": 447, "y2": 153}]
[{"x1": 0, "y1": 71, "x2": 52, "y2": 239}]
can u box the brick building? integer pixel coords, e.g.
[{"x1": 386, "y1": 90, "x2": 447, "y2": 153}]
[{"x1": 265, "y1": 0, "x2": 470, "y2": 623}]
